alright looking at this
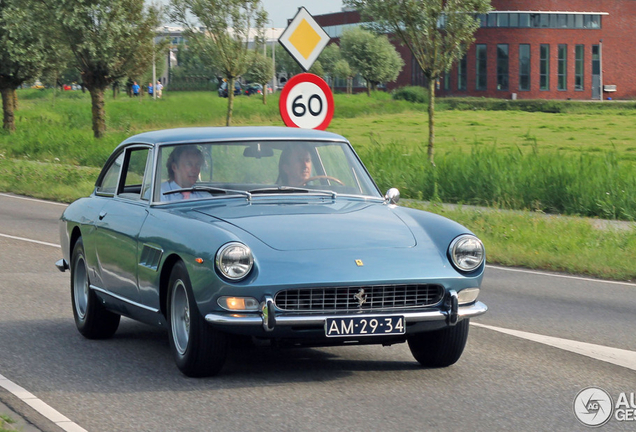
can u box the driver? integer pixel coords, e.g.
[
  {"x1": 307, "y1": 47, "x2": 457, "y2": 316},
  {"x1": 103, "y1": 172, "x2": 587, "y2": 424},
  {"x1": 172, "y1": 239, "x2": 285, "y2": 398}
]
[
  {"x1": 161, "y1": 145, "x2": 207, "y2": 201},
  {"x1": 277, "y1": 146, "x2": 312, "y2": 186}
]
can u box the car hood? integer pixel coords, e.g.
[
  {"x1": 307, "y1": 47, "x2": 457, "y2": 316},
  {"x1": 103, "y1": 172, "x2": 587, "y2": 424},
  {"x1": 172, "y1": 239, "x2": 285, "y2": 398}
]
[{"x1": 193, "y1": 199, "x2": 416, "y2": 251}]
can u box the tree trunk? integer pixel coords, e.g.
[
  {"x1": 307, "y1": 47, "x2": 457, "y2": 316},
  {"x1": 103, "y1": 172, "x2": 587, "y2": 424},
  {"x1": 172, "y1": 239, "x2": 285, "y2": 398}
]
[
  {"x1": 1, "y1": 88, "x2": 16, "y2": 132},
  {"x1": 226, "y1": 77, "x2": 235, "y2": 126},
  {"x1": 262, "y1": 82, "x2": 267, "y2": 105},
  {"x1": 13, "y1": 89, "x2": 18, "y2": 111},
  {"x1": 366, "y1": 80, "x2": 371, "y2": 96},
  {"x1": 88, "y1": 87, "x2": 106, "y2": 138},
  {"x1": 427, "y1": 78, "x2": 436, "y2": 166}
]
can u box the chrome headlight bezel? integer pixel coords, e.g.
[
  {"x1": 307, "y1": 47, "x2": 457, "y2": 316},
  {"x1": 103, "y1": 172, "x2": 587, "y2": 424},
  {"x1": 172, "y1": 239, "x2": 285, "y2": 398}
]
[
  {"x1": 449, "y1": 234, "x2": 485, "y2": 273},
  {"x1": 215, "y1": 242, "x2": 254, "y2": 281}
]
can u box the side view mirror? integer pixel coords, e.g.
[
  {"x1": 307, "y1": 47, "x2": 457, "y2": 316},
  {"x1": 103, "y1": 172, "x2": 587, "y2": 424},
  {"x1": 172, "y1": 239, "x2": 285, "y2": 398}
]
[{"x1": 384, "y1": 188, "x2": 400, "y2": 204}]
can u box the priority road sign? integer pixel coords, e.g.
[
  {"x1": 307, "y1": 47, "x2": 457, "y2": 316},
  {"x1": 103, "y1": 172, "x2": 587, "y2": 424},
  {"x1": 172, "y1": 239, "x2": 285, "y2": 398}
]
[
  {"x1": 278, "y1": 7, "x2": 330, "y2": 72},
  {"x1": 279, "y1": 73, "x2": 334, "y2": 130}
]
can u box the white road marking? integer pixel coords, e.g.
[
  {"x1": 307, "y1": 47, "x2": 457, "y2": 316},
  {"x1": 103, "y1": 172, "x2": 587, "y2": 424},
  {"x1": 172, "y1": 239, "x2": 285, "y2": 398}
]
[
  {"x1": 486, "y1": 264, "x2": 636, "y2": 287},
  {"x1": 0, "y1": 192, "x2": 68, "y2": 207},
  {"x1": 0, "y1": 374, "x2": 87, "y2": 432},
  {"x1": 472, "y1": 322, "x2": 636, "y2": 372},
  {"x1": 0, "y1": 232, "x2": 60, "y2": 248}
]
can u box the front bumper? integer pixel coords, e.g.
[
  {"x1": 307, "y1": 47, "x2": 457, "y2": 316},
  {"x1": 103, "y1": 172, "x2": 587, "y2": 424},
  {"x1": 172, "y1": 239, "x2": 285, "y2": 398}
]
[{"x1": 205, "y1": 291, "x2": 487, "y2": 334}]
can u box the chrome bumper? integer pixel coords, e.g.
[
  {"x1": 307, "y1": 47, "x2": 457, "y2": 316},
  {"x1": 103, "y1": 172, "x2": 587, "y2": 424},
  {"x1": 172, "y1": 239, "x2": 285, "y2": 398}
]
[{"x1": 205, "y1": 298, "x2": 488, "y2": 331}]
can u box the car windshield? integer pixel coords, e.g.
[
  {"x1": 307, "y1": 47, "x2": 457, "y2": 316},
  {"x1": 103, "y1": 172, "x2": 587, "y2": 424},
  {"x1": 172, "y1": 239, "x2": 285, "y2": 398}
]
[{"x1": 153, "y1": 140, "x2": 381, "y2": 203}]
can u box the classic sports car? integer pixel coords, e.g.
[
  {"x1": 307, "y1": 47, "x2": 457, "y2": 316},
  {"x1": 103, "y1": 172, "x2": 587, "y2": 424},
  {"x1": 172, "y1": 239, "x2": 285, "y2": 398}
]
[{"x1": 56, "y1": 127, "x2": 487, "y2": 377}]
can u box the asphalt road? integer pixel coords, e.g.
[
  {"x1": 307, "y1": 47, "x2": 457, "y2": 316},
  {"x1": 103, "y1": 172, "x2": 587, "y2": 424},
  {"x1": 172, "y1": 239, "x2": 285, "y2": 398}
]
[{"x1": 1, "y1": 192, "x2": 635, "y2": 432}]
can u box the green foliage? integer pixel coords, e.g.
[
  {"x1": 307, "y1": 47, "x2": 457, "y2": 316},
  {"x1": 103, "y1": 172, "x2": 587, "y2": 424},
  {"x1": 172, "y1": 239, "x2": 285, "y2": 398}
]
[
  {"x1": 392, "y1": 86, "x2": 429, "y2": 103},
  {"x1": 339, "y1": 27, "x2": 404, "y2": 93},
  {"x1": 358, "y1": 139, "x2": 636, "y2": 220},
  {"x1": 411, "y1": 203, "x2": 636, "y2": 281}
]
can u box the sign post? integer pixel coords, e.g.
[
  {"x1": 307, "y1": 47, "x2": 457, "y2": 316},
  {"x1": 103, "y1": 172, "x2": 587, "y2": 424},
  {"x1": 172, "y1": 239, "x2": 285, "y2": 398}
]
[
  {"x1": 278, "y1": 7, "x2": 333, "y2": 130},
  {"x1": 279, "y1": 73, "x2": 334, "y2": 130}
]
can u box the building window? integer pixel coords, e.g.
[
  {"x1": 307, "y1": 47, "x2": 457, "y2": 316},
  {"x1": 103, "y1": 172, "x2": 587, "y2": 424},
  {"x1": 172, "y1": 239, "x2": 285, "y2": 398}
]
[
  {"x1": 592, "y1": 45, "x2": 600, "y2": 75},
  {"x1": 558, "y1": 44, "x2": 567, "y2": 90},
  {"x1": 540, "y1": 44, "x2": 550, "y2": 91},
  {"x1": 497, "y1": 44, "x2": 509, "y2": 90},
  {"x1": 476, "y1": 44, "x2": 487, "y2": 90},
  {"x1": 575, "y1": 45, "x2": 584, "y2": 90},
  {"x1": 482, "y1": 13, "x2": 601, "y2": 29},
  {"x1": 458, "y1": 54, "x2": 467, "y2": 90},
  {"x1": 443, "y1": 72, "x2": 451, "y2": 90},
  {"x1": 519, "y1": 44, "x2": 530, "y2": 91}
]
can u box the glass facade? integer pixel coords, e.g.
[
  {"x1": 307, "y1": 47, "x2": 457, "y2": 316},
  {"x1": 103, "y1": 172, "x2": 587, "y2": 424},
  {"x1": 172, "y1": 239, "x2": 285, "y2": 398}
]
[
  {"x1": 519, "y1": 44, "x2": 530, "y2": 91},
  {"x1": 458, "y1": 55, "x2": 467, "y2": 91},
  {"x1": 540, "y1": 44, "x2": 550, "y2": 91},
  {"x1": 558, "y1": 44, "x2": 567, "y2": 90},
  {"x1": 575, "y1": 45, "x2": 584, "y2": 90},
  {"x1": 497, "y1": 44, "x2": 509, "y2": 90},
  {"x1": 476, "y1": 44, "x2": 487, "y2": 90},
  {"x1": 478, "y1": 13, "x2": 602, "y2": 29}
]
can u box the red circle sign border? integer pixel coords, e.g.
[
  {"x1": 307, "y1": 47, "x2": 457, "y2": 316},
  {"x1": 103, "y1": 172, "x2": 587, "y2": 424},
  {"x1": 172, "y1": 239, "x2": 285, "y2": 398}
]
[{"x1": 279, "y1": 73, "x2": 334, "y2": 130}]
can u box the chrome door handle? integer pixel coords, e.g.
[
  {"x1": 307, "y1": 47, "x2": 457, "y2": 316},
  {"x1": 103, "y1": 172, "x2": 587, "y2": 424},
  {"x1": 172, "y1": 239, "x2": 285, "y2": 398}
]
[{"x1": 98, "y1": 211, "x2": 107, "y2": 220}]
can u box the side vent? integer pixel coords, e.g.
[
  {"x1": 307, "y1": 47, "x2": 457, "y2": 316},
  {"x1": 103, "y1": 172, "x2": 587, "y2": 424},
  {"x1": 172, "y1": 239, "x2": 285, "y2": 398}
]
[{"x1": 139, "y1": 244, "x2": 163, "y2": 271}]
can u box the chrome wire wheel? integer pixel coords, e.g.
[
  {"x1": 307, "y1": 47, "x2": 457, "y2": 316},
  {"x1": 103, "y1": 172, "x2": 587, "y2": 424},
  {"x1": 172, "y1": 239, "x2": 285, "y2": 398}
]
[
  {"x1": 170, "y1": 279, "x2": 190, "y2": 356},
  {"x1": 73, "y1": 255, "x2": 89, "y2": 321}
]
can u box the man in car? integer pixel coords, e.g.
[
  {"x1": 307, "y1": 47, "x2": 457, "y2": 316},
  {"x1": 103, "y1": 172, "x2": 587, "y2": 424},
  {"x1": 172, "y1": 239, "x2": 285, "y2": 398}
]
[
  {"x1": 161, "y1": 146, "x2": 208, "y2": 201},
  {"x1": 277, "y1": 146, "x2": 313, "y2": 186}
]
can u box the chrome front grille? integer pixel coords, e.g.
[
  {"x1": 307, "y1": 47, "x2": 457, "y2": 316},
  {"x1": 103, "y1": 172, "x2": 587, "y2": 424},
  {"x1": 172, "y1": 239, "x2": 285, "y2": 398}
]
[{"x1": 275, "y1": 285, "x2": 444, "y2": 312}]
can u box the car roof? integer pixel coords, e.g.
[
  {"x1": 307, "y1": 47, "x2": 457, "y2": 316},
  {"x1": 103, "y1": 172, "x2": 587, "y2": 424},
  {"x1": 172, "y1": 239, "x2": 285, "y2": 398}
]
[{"x1": 118, "y1": 126, "x2": 349, "y2": 148}]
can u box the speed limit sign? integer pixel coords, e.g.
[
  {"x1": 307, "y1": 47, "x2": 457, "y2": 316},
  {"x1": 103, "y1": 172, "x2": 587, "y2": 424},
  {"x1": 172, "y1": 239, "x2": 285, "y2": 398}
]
[{"x1": 279, "y1": 73, "x2": 334, "y2": 130}]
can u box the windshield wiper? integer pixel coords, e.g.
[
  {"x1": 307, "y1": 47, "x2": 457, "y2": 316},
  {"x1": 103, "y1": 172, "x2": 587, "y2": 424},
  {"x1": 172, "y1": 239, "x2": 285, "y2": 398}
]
[
  {"x1": 248, "y1": 186, "x2": 337, "y2": 198},
  {"x1": 163, "y1": 186, "x2": 252, "y2": 199}
]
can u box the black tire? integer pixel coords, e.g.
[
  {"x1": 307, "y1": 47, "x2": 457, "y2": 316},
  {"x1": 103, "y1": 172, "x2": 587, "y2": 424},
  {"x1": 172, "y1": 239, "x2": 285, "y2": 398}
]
[
  {"x1": 167, "y1": 261, "x2": 228, "y2": 377},
  {"x1": 71, "y1": 238, "x2": 120, "y2": 339},
  {"x1": 407, "y1": 319, "x2": 470, "y2": 368}
]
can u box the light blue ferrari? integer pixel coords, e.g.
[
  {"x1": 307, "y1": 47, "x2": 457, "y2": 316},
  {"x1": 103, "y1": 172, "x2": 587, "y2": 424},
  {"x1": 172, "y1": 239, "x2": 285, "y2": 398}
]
[{"x1": 56, "y1": 127, "x2": 487, "y2": 377}]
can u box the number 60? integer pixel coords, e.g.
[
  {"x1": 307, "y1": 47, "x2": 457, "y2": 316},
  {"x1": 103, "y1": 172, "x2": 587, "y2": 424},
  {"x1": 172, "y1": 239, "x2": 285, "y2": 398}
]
[{"x1": 292, "y1": 94, "x2": 323, "y2": 117}]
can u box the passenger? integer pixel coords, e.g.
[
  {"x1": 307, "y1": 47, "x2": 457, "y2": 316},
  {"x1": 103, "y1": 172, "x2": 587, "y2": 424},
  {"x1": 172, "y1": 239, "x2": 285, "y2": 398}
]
[
  {"x1": 161, "y1": 146, "x2": 207, "y2": 201},
  {"x1": 277, "y1": 146, "x2": 312, "y2": 186}
]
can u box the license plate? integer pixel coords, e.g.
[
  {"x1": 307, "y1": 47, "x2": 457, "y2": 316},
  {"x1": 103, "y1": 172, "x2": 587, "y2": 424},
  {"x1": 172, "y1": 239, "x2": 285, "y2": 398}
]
[{"x1": 325, "y1": 316, "x2": 405, "y2": 337}]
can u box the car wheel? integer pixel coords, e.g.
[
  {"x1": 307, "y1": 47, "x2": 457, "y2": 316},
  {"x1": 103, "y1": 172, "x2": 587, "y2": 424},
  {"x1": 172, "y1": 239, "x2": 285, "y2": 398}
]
[
  {"x1": 71, "y1": 237, "x2": 120, "y2": 339},
  {"x1": 407, "y1": 319, "x2": 470, "y2": 368},
  {"x1": 167, "y1": 261, "x2": 228, "y2": 377}
]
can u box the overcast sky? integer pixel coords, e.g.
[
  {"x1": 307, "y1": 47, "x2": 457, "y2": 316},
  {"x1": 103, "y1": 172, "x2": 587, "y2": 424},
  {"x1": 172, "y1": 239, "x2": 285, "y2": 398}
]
[{"x1": 155, "y1": 1, "x2": 345, "y2": 28}]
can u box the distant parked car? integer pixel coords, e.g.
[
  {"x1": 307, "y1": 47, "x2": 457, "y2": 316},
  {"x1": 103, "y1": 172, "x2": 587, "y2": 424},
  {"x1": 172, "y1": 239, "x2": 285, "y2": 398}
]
[
  {"x1": 244, "y1": 83, "x2": 262, "y2": 96},
  {"x1": 218, "y1": 81, "x2": 242, "y2": 98},
  {"x1": 56, "y1": 126, "x2": 487, "y2": 377},
  {"x1": 31, "y1": 81, "x2": 44, "y2": 89}
]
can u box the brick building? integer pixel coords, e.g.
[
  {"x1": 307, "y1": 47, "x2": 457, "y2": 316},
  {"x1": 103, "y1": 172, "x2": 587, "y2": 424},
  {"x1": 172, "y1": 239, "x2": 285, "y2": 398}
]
[{"x1": 315, "y1": 1, "x2": 636, "y2": 100}]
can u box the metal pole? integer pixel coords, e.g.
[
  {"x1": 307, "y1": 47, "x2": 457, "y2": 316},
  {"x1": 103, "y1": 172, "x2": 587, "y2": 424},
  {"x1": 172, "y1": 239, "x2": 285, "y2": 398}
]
[
  {"x1": 599, "y1": 39, "x2": 603, "y2": 101},
  {"x1": 272, "y1": 29, "x2": 276, "y2": 91},
  {"x1": 152, "y1": 36, "x2": 157, "y2": 100}
]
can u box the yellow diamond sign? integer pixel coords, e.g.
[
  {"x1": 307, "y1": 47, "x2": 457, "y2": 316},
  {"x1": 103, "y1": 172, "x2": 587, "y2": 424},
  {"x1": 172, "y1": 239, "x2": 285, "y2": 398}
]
[{"x1": 279, "y1": 7, "x2": 331, "y2": 72}]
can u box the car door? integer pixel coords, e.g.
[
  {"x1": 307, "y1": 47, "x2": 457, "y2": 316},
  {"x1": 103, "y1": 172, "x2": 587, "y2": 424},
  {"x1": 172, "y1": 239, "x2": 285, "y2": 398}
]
[{"x1": 93, "y1": 145, "x2": 153, "y2": 304}]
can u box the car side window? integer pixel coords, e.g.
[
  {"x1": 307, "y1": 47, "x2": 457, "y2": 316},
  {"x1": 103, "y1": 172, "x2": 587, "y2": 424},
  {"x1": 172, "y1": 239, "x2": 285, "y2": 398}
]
[
  {"x1": 96, "y1": 152, "x2": 124, "y2": 196},
  {"x1": 119, "y1": 148, "x2": 151, "y2": 200}
]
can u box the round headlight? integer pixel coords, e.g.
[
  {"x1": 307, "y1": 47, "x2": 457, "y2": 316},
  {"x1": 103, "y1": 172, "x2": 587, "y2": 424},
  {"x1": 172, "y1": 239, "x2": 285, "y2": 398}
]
[
  {"x1": 449, "y1": 235, "x2": 485, "y2": 272},
  {"x1": 215, "y1": 242, "x2": 254, "y2": 281}
]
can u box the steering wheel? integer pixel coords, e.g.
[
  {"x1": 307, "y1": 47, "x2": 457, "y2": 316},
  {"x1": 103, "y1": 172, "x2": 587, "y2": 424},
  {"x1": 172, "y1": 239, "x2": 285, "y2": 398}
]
[{"x1": 301, "y1": 175, "x2": 345, "y2": 186}]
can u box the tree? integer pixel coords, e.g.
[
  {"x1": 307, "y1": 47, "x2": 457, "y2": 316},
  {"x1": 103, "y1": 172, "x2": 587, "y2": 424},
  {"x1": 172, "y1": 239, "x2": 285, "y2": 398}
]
[
  {"x1": 244, "y1": 52, "x2": 274, "y2": 104},
  {"x1": 318, "y1": 43, "x2": 343, "y2": 91},
  {"x1": 339, "y1": 27, "x2": 404, "y2": 96},
  {"x1": 42, "y1": 0, "x2": 161, "y2": 138},
  {"x1": 170, "y1": 0, "x2": 267, "y2": 126},
  {"x1": 345, "y1": 0, "x2": 492, "y2": 164},
  {"x1": 333, "y1": 59, "x2": 354, "y2": 94},
  {"x1": 0, "y1": 0, "x2": 46, "y2": 132}
]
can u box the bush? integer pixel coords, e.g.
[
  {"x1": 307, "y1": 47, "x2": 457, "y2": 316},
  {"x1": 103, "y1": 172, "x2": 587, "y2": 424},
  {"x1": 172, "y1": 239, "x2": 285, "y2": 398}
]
[{"x1": 392, "y1": 86, "x2": 428, "y2": 104}]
